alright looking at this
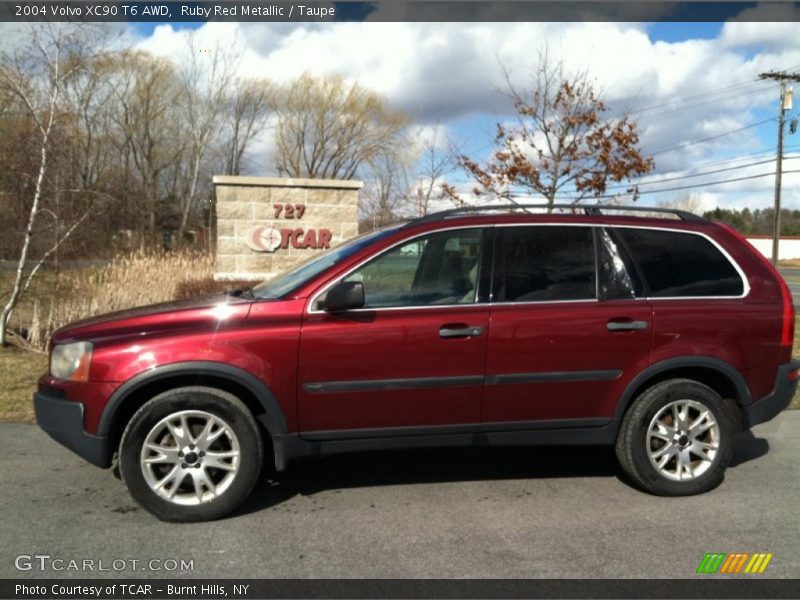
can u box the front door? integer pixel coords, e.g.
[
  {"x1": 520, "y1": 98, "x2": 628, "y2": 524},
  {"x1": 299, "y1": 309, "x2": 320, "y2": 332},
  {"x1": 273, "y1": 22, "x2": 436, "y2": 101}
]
[
  {"x1": 297, "y1": 227, "x2": 491, "y2": 435},
  {"x1": 482, "y1": 225, "x2": 653, "y2": 425}
]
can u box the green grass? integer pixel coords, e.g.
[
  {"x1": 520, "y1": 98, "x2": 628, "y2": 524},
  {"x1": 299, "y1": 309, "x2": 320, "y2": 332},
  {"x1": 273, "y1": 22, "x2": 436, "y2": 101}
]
[
  {"x1": 0, "y1": 347, "x2": 47, "y2": 422},
  {"x1": 0, "y1": 267, "x2": 65, "y2": 421}
]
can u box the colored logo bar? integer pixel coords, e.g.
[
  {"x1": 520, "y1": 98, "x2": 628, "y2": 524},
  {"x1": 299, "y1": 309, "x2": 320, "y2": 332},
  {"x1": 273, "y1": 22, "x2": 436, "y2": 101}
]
[{"x1": 697, "y1": 553, "x2": 773, "y2": 574}]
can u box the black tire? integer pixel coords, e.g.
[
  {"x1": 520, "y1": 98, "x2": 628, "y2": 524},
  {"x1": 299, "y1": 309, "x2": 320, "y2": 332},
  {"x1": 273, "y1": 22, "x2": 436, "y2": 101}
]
[
  {"x1": 119, "y1": 386, "x2": 263, "y2": 522},
  {"x1": 615, "y1": 378, "x2": 736, "y2": 496}
]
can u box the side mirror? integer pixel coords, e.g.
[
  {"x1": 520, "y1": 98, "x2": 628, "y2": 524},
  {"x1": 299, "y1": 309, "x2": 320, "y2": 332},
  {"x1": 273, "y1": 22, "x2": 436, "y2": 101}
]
[{"x1": 322, "y1": 281, "x2": 364, "y2": 312}]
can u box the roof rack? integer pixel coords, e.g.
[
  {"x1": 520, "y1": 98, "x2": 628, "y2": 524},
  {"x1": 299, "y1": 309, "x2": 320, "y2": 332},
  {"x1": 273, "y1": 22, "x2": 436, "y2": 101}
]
[{"x1": 404, "y1": 203, "x2": 707, "y2": 227}]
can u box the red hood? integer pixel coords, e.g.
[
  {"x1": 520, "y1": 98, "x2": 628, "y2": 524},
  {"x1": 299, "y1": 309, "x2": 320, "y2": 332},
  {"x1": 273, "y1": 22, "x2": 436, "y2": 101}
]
[{"x1": 50, "y1": 294, "x2": 253, "y2": 345}]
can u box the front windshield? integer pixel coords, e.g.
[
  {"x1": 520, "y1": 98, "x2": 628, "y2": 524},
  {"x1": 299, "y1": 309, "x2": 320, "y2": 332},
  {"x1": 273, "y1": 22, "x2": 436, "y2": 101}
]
[{"x1": 252, "y1": 225, "x2": 402, "y2": 300}]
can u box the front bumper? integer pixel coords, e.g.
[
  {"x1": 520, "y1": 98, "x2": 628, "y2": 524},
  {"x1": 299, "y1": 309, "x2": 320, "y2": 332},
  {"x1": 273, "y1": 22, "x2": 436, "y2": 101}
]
[
  {"x1": 34, "y1": 389, "x2": 112, "y2": 468},
  {"x1": 745, "y1": 359, "x2": 800, "y2": 428}
]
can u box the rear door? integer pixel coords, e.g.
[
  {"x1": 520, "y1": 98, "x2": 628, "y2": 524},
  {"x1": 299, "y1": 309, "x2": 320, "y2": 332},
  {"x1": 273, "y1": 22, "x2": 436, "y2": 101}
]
[
  {"x1": 611, "y1": 227, "x2": 772, "y2": 395},
  {"x1": 297, "y1": 227, "x2": 492, "y2": 435},
  {"x1": 482, "y1": 225, "x2": 653, "y2": 425}
]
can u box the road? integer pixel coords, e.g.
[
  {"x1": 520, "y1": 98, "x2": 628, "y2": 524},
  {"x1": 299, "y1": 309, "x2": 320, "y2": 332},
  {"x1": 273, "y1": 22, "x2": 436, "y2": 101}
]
[{"x1": 1, "y1": 412, "x2": 798, "y2": 579}]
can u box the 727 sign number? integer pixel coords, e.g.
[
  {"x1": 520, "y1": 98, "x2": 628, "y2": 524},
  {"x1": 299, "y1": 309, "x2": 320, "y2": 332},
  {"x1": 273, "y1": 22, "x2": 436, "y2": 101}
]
[{"x1": 274, "y1": 204, "x2": 306, "y2": 219}]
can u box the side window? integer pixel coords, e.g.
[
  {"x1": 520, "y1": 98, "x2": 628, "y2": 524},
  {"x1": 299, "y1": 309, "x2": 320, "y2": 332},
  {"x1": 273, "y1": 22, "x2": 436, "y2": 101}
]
[
  {"x1": 494, "y1": 226, "x2": 596, "y2": 302},
  {"x1": 598, "y1": 228, "x2": 643, "y2": 300},
  {"x1": 343, "y1": 229, "x2": 483, "y2": 308},
  {"x1": 615, "y1": 228, "x2": 744, "y2": 298}
]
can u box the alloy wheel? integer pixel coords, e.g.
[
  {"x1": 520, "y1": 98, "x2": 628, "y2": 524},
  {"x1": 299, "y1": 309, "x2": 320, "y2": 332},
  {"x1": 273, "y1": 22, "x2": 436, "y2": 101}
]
[
  {"x1": 139, "y1": 410, "x2": 240, "y2": 506},
  {"x1": 646, "y1": 399, "x2": 720, "y2": 481}
]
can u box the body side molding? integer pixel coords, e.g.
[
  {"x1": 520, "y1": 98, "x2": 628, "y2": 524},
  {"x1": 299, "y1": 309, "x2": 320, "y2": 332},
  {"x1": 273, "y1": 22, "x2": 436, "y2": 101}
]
[
  {"x1": 302, "y1": 375, "x2": 484, "y2": 394},
  {"x1": 303, "y1": 370, "x2": 623, "y2": 394},
  {"x1": 486, "y1": 370, "x2": 622, "y2": 385}
]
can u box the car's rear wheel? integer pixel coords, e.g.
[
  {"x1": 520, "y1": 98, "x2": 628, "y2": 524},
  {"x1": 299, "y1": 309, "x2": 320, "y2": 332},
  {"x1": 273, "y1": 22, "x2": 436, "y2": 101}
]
[
  {"x1": 119, "y1": 386, "x2": 263, "y2": 522},
  {"x1": 615, "y1": 378, "x2": 736, "y2": 496}
]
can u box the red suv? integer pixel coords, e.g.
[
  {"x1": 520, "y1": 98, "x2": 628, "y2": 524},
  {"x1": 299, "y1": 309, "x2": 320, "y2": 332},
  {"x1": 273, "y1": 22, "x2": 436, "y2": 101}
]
[{"x1": 34, "y1": 205, "x2": 798, "y2": 521}]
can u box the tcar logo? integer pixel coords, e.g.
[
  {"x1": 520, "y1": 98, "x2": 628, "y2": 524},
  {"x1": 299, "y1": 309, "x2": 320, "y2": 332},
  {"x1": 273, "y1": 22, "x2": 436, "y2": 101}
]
[
  {"x1": 245, "y1": 226, "x2": 282, "y2": 253},
  {"x1": 244, "y1": 225, "x2": 333, "y2": 252}
]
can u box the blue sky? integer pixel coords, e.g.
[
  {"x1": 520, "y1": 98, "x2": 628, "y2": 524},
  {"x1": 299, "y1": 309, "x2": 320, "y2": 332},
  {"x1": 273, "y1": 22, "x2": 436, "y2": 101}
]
[
  {"x1": 648, "y1": 22, "x2": 722, "y2": 42},
  {"x1": 123, "y1": 15, "x2": 800, "y2": 211}
]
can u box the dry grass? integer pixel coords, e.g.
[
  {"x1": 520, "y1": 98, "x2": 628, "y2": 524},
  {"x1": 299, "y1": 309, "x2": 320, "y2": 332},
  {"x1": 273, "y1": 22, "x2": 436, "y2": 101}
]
[
  {"x1": 0, "y1": 348, "x2": 47, "y2": 422},
  {"x1": 23, "y1": 249, "x2": 214, "y2": 350},
  {"x1": 0, "y1": 249, "x2": 215, "y2": 421}
]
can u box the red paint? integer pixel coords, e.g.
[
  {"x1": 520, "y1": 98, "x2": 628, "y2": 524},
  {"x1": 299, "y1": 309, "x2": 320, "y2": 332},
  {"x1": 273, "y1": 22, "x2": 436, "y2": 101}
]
[
  {"x1": 298, "y1": 306, "x2": 489, "y2": 431},
  {"x1": 483, "y1": 300, "x2": 653, "y2": 421},
  {"x1": 42, "y1": 212, "x2": 792, "y2": 437}
]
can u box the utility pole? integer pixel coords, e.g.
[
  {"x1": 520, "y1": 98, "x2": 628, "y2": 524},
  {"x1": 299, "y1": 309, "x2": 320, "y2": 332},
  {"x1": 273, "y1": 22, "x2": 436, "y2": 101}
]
[{"x1": 759, "y1": 71, "x2": 800, "y2": 265}]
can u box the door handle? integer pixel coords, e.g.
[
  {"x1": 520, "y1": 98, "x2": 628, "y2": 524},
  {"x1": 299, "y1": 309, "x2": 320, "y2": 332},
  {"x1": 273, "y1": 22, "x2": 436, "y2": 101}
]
[
  {"x1": 439, "y1": 325, "x2": 485, "y2": 339},
  {"x1": 607, "y1": 320, "x2": 648, "y2": 331}
]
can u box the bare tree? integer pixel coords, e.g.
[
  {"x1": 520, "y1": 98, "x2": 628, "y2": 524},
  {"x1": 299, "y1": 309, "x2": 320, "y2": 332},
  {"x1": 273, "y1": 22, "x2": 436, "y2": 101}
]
[
  {"x1": 176, "y1": 34, "x2": 240, "y2": 238},
  {"x1": 360, "y1": 149, "x2": 414, "y2": 229},
  {"x1": 274, "y1": 73, "x2": 408, "y2": 179},
  {"x1": 412, "y1": 125, "x2": 459, "y2": 215},
  {"x1": 222, "y1": 77, "x2": 273, "y2": 176},
  {"x1": 452, "y1": 53, "x2": 653, "y2": 209},
  {"x1": 0, "y1": 24, "x2": 99, "y2": 346},
  {"x1": 108, "y1": 50, "x2": 185, "y2": 240},
  {"x1": 63, "y1": 50, "x2": 119, "y2": 194}
]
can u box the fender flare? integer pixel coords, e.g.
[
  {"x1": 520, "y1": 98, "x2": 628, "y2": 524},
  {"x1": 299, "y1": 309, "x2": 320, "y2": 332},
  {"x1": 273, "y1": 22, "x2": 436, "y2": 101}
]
[
  {"x1": 97, "y1": 361, "x2": 288, "y2": 438},
  {"x1": 613, "y1": 355, "x2": 752, "y2": 423}
]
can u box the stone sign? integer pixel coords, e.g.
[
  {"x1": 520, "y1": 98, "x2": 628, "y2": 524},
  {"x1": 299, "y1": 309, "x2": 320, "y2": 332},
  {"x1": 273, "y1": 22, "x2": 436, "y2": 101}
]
[{"x1": 212, "y1": 175, "x2": 362, "y2": 281}]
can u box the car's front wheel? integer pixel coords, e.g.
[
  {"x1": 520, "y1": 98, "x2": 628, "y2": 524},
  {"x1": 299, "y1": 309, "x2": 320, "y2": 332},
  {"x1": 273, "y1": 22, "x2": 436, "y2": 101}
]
[
  {"x1": 119, "y1": 386, "x2": 263, "y2": 522},
  {"x1": 615, "y1": 378, "x2": 736, "y2": 496}
]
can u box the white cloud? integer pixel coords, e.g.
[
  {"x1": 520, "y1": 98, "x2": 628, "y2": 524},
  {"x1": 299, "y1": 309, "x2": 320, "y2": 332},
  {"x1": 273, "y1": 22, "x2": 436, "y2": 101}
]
[
  {"x1": 107, "y1": 19, "x2": 800, "y2": 214},
  {"x1": 5, "y1": 18, "x2": 799, "y2": 210},
  {"x1": 721, "y1": 4, "x2": 800, "y2": 49}
]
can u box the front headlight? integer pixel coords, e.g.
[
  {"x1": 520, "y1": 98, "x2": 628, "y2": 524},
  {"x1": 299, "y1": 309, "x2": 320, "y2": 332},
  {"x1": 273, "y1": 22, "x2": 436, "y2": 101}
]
[{"x1": 50, "y1": 341, "x2": 93, "y2": 381}]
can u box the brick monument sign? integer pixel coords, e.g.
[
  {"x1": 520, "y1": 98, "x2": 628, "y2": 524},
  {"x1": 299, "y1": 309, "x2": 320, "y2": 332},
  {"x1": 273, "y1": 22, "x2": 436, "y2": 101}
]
[{"x1": 212, "y1": 175, "x2": 362, "y2": 281}]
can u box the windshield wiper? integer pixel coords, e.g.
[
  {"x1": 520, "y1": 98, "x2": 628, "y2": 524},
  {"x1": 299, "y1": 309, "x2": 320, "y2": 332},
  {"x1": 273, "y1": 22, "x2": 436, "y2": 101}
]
[{"x1": 225, "y1": 286, "x2": 255, "y2": 299}]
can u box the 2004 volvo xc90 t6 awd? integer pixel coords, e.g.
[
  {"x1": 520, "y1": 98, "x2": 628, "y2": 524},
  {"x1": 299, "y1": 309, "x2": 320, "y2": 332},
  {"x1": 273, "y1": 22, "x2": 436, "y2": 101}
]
[{"x1": 35, "y1": 204, "x2": 798, "y2": 521}]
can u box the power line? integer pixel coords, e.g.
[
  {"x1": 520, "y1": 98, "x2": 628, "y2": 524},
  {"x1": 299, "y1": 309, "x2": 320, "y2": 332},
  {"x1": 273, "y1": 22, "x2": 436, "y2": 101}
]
[
  {"x1": 623, "y1": 170, "x2": 800, "y2": 196},
  {"x1": 630, "y1": 86, "x2": 770, "y2": 121},
  {"x1": 557, "y1": 169, "x2": 800, "y2": 200},
  {"x1": 602, "y1": 157, "x2": 791, "y2": 190},
  {"x1": 623, "y1": 79, "x2": 769, "y2": 117},
  {"x1": 633, "y1": 86, "x2": 773, "y2": 122},
  {"x1": 647, "y1": 118, "x2": 776, "y2": 157},
  {"x1": 670, "y1": 144, "x2": 800, "y2": 170},
  {"x1": 460, "y1": 83, "x2": 782, "y2": 159}
]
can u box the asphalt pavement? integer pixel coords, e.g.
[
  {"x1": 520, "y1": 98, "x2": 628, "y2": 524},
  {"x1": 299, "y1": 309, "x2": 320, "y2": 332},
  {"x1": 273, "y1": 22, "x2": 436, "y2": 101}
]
[{"x1": 1, "y1": 412, "x2": 798, "y2": 579}]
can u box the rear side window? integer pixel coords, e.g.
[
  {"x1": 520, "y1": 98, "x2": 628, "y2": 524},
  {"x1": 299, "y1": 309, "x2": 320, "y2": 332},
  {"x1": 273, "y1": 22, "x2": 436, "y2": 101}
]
[
  {"x1": 494, "y1": 226, "x2": 596, "y2": 302},
  {"x1": 598, "y1": 228, "x2": 643, "y2": 300},
  {"x1": 615, "y1": 228, "x2": 744, "y2": 298}
]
